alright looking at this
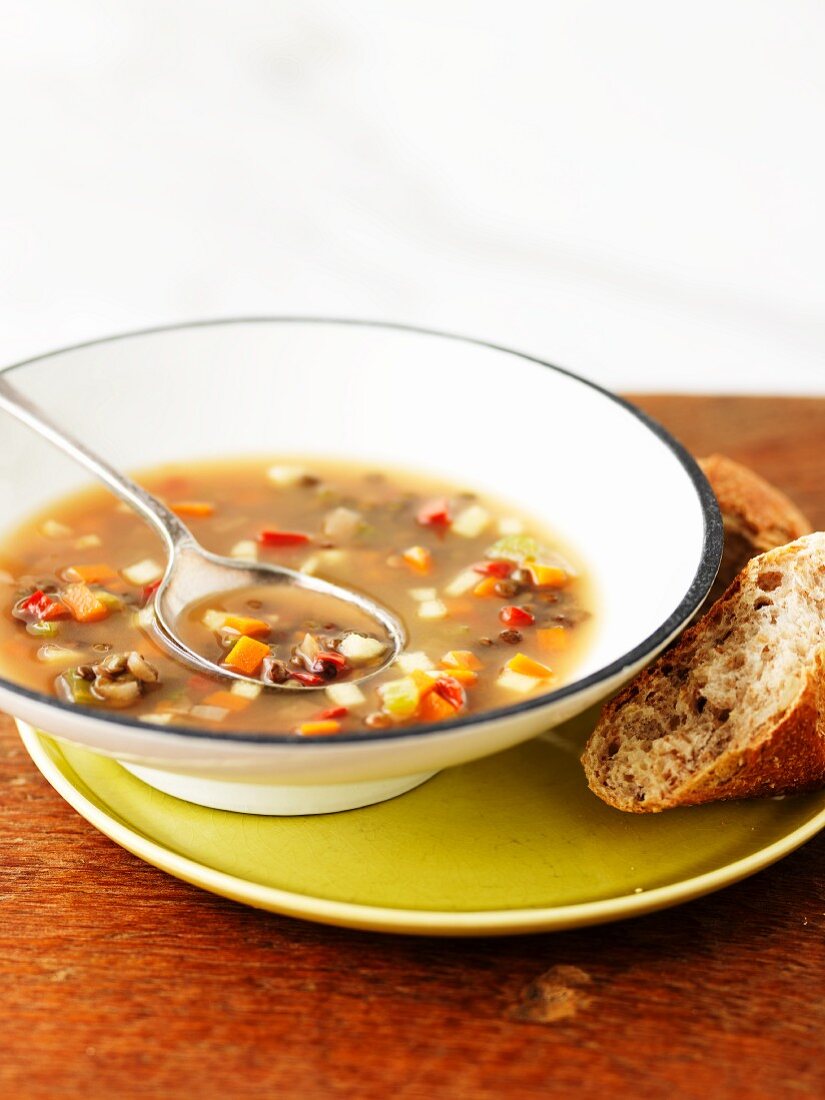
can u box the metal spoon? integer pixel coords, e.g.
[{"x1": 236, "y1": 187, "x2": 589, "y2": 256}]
[{"x1": 0, "y1": 376, "x2": 405, "y2": 688}]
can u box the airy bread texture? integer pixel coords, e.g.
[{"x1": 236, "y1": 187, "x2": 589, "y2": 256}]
[
  {"x1": 582, "y1": 533, "x2": 825, "y2": 812},
  {"x1": 699, "y1": 454, "x2": 812, "y2": 604}
]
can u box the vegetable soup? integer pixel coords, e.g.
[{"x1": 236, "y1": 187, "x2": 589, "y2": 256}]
[{"x1": 0, "y1": 459, "x2": 594, "y2": 736}]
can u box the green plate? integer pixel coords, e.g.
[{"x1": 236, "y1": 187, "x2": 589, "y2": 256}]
[{"x1": 18, "y1": 713, "x2": 825, "y2": 935}]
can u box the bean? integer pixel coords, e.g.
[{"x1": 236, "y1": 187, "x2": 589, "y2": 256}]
[
  {"x1": 499, "y1": 629, "x2": 522, "y2": 644},
  {"x1": 493, "y1": 579, "x2": 519, "y2": 598}
]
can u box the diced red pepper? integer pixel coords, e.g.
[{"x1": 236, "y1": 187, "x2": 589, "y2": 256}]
[
  {"x1": 319, "y1": 705, "x2": 348, "y2": 720},
  {"x1": 473, "y1": 560, "x2": 513, "y2": 578},
  {"x1": 315, "y1": 650, "x2": 347, "y2": 670},
  {"x1": 432, "y1": 674, "x2": 467, "y2": 712},
  {"x1": 499, "y1": 605, "x2": 535, "y2": 627},
  {"x1": 416, "y1": 498, "x2": 452, "y2": 528},
  {"x1": 14, "y1": 589, "x2": 69, "y2": 623},
  {"x1": 288, "y1": 668, "x2": 326, "y2": 687},
  {"x1": 258, "y1": 530, "x2": 311, "y2": 547},
  {"x1": 142, "y1": 579, "x2": 161, "y2": 605}
]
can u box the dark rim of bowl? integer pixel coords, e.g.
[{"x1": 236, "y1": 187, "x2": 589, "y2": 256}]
[{"x1": 0, "y1": 317, "x2": 723, "y2": 746}]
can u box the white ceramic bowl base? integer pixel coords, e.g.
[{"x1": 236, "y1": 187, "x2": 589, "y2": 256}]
[
  {"x1": 0, "y1": 320, "x2": 722, "y2": 815},
  {"x1": 118, "y1": 755, "x2": 436, "y2": 815}
]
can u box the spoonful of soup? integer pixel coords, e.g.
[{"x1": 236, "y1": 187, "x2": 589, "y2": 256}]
[{"x1": 0, "y1": 377, "x2": 404, "y2": 689}]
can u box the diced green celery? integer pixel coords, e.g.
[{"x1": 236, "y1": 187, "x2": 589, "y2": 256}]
[
  {"x1": 485, "y1": 534, "x2": 544, "y2": 562},
  {"x1": 379, "y1": 677, "x2": 421, "y2": 720},
  {"x1": 58, "y1": 669, "x2": 98, "y2": 706},
  {"x1": 26, "y1": 621, "x2": 59, "y2": 638},
  {"x1": 94, "y1": 589, "x2": 123, "y2": 611}
]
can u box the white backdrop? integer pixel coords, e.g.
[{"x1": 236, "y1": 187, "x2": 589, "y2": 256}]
[{"x1": 1, "y1": 1, "x2": 823, "y2": 392}]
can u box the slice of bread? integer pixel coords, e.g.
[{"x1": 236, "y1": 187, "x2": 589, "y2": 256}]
[
  {"x1": 699, "y1": 454, "x2": 812, "y2": 604},
  {"x1": 582, "y1": 533, "x2": 825, "y2": 812}
]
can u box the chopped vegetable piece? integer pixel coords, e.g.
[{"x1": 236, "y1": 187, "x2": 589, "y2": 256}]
[
  {"x1": 396, "y1": 651, "x2": 436, "y2": 674},
  {"x1": 485, "y1": 534, "x2": 543, "y2": 562},
  {"x1": 141, "y1": 579, "x2": 162, "y2": 605},
  {"x1": 440, "y1": 667, "x2": 477, "y2": 686},
  {"x1": 402, "y1": 545, "x2": 433, "y2": 574},
  {"x1": 61, "y1": 583, "x2": 110, "y2": 623},
  {"x1": 338, "y1": 633, "x2": 386, "y2": 664},
  {"x1": 452, "y1": 505, "x2": 490, "y2": 538},
  {"x1": 202, "y1": 690, "x2": 251, "y2": 712},
  {"x1": 230, "y1": 540, "x2": 258, "y2": 561},
  {"x1": 41, "y1": 519, "x2": 72, "y2": 539},
  {"x1": 222, "y1": 614, "x2": 271, "y2": 638},
  {"x1": 444, "y1": 568, "x2": 479, "y2": 597},
  {"x1": 323, "y1": 506, "x2": 362, "y2": 541},
  {"x1": 418, "y1": 690, "x2": 458, "y2": 723},
  {"x1": 409, "y1": 587, "x2": 437, "y2": 602},
  {"x1": 505, "y1": 652, "x2": 553, "y2": 678},
  {"x1": 95, "y1": 590, "x2": 123, "y2": 612},
  {"x1": 58, "y1": 668, "x2": 99, "y2": 705},
  {"x1": 432, "y1": 674, "x2": 467, "y2": 711},
  {"x1": 190, "y1": 704, "x2": 230, "y2": 722},
  {"x1": 258, "y1": 529, "x2": 311, "y2": 547},
  {"x1": 472, "y1": 576, "x2": 501, "y2": 598},
  {"x1": 202, "y1": 609, "x2": 228, "y2": 631},
  {"x1": 496, "y1": 667, "x2": 540, "y2": 694},
  {"x1": 122, "y1": 558, "x2": 164, "y2": 586},
  {"x1": 537, "y1": 626, "x2": 569, "y2": 652},
  {"x1": 473, "y1": 560, "x2": 512, "y2": 578},
  {"x1": 416, "y1": 498, "x2": 452, "y2": 528},
  {"x1": 171, "y1": 501, "x2": 215, "y2": 518},
  {"x1": 410, "y1": 668, "x2": 438, "y2": 695},
  {"x1": 500, "y1": 605, "x2": 535, "y2": 627},
  {"x1": 139, "y1": 713, "x2": 173, "y2": 726},
  {"x1": 230, "y1": 680, "x2": 263, "y2": 699},
  {"x1": 418, "y1": 599, "x2": 448, "y2": 621},
  {"x1": 14, "y1": 589, "x2": 68, "y2": 623},
  {"x1": 528, "y1": 564, "x2": 568, "y2": 588},
  {"x1": 325, "y1": 682, "x2": 366, "y2": 708},
  {"x1": 297, "y1": 719, "x2": 341, "y2": 736},
  {"x1": 26, "y1": 621, "x2": 59, "y2": 638},
  {"x1": 379, "y1": 677, "x2": 421, "y2": 720},
  {"x1": 440, "y1": 649, "x2": 483, "y2": 670},
  {"x1": 288, "y1": 669, "x2": 326, "y2": 687},
  {"x1": 223, "y1": 635, "x2": 270, "y2": 676},
  {"x1": 267, "y1": 464, "x2": 308, "y2": 487},
  {"x1": 74, "y1": 534, "x2": 102, "y2": 550},
  {"x1": 319, "y1": 706, "x2": 348, "y2": 720}
]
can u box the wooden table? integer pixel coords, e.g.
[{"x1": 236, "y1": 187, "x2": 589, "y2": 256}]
[{"x1": 2, "y1": 396, "x2": 823, "y2": 1099}]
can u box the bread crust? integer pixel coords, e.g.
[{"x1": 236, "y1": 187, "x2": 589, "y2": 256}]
[
  {"x1": 582, "y1": 537, "x2": 825, "y2": 812},
  {"x1": 699, "y1": 454, "x2": 812, "y2": 605}
]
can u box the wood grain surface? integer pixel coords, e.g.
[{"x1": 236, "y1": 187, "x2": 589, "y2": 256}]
[{"x1": 1, "y1": 396, "x2": 823, "y2": 1100}]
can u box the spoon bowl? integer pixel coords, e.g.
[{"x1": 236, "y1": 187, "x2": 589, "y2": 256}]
[{"x1": 153, "y1": 540, "x2": 404, "y2": 688}]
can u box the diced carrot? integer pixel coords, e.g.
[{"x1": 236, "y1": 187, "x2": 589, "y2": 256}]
[
  {"x1": 171, "y1": 501, "x2": 215, "y2": 518},
  {"x1": 537, "y1": 626, "x2": 569, "y2": 652},
  {"x1": 410, "y1": 668, "x2": 438, "y2": 696},
  {"x1": 528, "y1": 564, "x2": 568, "y2": 588},
  {"x1": 222, "y1": 614, "x2": 271, "y2": 638},
  {"x1": 202, "y1": 690, "x2": 251, "y2": 712},
  {"x1": 402, "y1": 546, "x2": 433, "y2": 574},
  {"x1": 64, "y1": 563, "x2": 117, "y2": 585},
  {"x1": 223, "y1": 635, "x2": 270, "y2": 676},
  {"x1": 506, "y1": 653, "x2": 553, "y2": 679},
  {"x1": 419, "y1": 691, "x2": 458, "y2": 723},
  {"x1": 297, "y1": 720, "x2": 342, "y2": 736},
  {"x1": 61, "y1": 583, "x2": 109, "y2": 623},
  {"x1": 473, "y1": 576, "x2": 500, "y2": 597},
  {"x1": 440, "y1": 649, "x2": 483, "y2": 671},
  {"x1": 442, "y1": 668, "x2": 477, "y2": 686}
]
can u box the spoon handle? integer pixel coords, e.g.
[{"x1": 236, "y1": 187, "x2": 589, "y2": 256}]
[{"x1": 0, "y1": 374, "x2": 193, "y2": 554}]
